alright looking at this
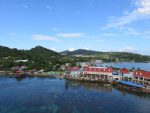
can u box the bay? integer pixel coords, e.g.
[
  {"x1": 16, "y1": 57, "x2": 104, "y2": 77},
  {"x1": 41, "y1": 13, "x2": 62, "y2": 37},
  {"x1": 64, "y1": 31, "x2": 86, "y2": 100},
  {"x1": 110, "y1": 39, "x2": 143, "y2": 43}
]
[
  {"x1": 0, "y1": 77, "x2": 150, "y2": 113},
  {"x1": 97, "y1": 62, "x2": 150, "y2": 71}
]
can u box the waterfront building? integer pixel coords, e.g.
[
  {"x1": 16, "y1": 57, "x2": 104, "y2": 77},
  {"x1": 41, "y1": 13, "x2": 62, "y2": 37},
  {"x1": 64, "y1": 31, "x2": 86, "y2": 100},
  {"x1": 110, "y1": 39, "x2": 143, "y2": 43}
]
[
  {"x1": 69, "y1": 67, "x2": 82, "y2": 78},
  {"x1": 120, "y1": 68, "x2": 129, "y2": 75},
  {"x1": 110, "y1": 74, "x2": 122, "y2": 81},
  {"x1": 119, "y1": 68, "x2": 134, "y2": 82},
  {"x1": 83, "y1": 66, "x2": 113, "y2": 81},
  {"x1": 133, "y1": 70, "x2": 150, "y2": 88}
]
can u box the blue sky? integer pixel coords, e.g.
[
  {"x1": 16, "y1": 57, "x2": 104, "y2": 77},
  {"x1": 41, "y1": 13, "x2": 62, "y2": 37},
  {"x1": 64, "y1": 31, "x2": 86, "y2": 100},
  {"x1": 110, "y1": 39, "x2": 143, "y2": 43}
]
[{"x1": 0, "y1": 0, "x2": 150, "y2": 55}]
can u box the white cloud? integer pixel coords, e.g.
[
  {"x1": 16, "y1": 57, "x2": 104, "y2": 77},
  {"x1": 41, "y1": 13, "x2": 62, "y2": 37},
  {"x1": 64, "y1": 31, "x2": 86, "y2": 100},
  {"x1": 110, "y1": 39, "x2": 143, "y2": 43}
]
[
  {"x1": 143, "y1": 31, "x2": 150, "y2": 38},
  {"x1": 51, "y1": 47, "x2": 56, "y2": 51},
  {"x1": 119, "y1": 27, "x2": 150, "y2": 38},
  {"x1": 118, "y1": 46, "x2": 136, "y2": 52},
  {"x1": 69, "y1": 48, "x2": 76, "y2": 51},
  {"x1": 32, "y1": 34, "x2": 60, "y2": 41},
  {"x1": 103, "y1": 0, "x2": 150, "y2": 29},
  {"x1": 57, "y1": 33, "x2": 84, "y2": 38},
  {"x1": 83, "y1": 47, "x2": 89, "y2": 50},
  {"x1": 125, "y1": 27, "x2": 141, "y2": 36}
]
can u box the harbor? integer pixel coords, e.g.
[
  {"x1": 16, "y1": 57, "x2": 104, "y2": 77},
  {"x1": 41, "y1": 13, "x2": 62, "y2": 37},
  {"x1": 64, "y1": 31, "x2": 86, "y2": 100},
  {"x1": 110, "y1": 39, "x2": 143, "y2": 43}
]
[
  {"x1": 0, "y1": 61, "x2": 150, "y2": 94},
  {"x1": 64, "y1": 65, "x2": 150, "y2": 94},
  {"x1": 0, "y1": 76, "x2": 149, "y2": 113}
]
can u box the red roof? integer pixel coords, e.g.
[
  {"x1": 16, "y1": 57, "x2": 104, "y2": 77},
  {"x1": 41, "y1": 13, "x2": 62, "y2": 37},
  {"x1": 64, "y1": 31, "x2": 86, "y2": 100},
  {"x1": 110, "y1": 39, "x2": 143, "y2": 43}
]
[
  {"x1": 134, "y1": 70, "x2": 150, "y2": 78},
  {"x1": 120, "y1": 68, "x2": 129, "y2": 74},
  {"x1": 15, "y1": 70, "x2": 24, "y2": 73},
  {"x1": 70, "y1": 67, "x2": 79, "y2": 71},
  {"x1": 83, "y1": 66, "x2": 113, "y2": 73}
]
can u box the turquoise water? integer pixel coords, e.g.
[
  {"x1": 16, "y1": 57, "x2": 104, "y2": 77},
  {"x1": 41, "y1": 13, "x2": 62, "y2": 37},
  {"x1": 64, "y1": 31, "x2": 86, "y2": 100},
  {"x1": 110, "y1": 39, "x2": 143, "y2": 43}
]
[
  {"x1": 0, "y1": 76, "x2": 150, "y2": 113},
  {"x1": 98, "y1": 62, "x2": 150, "y2": 71}
]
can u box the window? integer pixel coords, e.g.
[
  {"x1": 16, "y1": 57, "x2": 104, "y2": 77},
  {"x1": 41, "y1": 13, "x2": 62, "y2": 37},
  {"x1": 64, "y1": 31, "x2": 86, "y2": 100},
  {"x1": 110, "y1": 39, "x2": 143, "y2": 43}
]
[{"x1": 140, "y1": 77, "x2": 143, "y2": 80}]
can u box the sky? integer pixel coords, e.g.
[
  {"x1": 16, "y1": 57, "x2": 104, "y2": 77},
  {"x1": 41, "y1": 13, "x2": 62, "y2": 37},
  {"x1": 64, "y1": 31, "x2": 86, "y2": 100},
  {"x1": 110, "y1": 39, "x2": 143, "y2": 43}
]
[{"x1": 0, "y1": 0, "x2": 150, "y2": 55}]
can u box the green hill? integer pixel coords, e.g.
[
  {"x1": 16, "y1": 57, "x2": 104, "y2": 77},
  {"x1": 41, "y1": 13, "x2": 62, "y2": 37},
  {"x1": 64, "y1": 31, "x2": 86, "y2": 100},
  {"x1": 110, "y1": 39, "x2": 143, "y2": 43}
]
[
  {"x1": 61, "y1": 49, "x2": 100, "y2": 55},
  {"x1": 0, "y1": 45, "x2": 63, "y2": 70},
  {"x1": 0, "y1": 45, "x2": 150, "y2": 70},
  {"x1": 61, "y1": 49, "x2": 150, "y2": 62}
]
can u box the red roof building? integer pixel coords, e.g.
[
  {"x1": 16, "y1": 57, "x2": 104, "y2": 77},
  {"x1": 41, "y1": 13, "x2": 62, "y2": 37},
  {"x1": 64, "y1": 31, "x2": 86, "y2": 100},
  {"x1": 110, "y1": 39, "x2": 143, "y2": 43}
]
[
  {"x1": 69, "y1": 66, "x2": 82, "y2": 78},
  {"x1": 133, "y1": 70, "x2": 150, "y2": 87},
  {"x1": 83, "y1": 66, "x2": 113, "y2": 76},
  {"x1": 133, "y1": 70, "x2": 150, "y2": 79},
  {"x1": 69, "y1": 66, "x2": 79, "y2": 71},
  {"x1": 120, "y1": 68, "x2": 129, "y2": 74}
]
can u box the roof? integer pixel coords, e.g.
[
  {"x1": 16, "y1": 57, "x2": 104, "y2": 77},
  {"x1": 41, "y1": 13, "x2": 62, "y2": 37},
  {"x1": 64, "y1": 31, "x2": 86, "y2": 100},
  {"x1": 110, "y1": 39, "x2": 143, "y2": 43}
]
[
  {"x1": 83, "y1": 66, "x2": 113, "y2": 73},
  {"x1": 118, "y1": 80, "x2": 143, "y2": 88},
  {"x1": 120, "y1": 68, "x2": 129, "y2": 74},
  {"x1": 15, "y1": 70, "x2": 24, "y2": 73},
  {"x1": 15, "y1": 59, "x2": 28, "y2": 62},
  {"x1": 70, "y1": 67, "x2": 79, "y2": 71},
  {"x1": 134, "y1": 70, "x2": 150, "y2": 78}
]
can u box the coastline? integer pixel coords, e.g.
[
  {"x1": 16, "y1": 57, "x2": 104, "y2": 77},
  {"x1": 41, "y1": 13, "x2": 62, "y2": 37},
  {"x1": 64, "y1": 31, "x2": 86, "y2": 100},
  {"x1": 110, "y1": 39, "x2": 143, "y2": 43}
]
[
  {"x1": 0, "y1": 71, "x2": 150, "y2": 94},
  {"x1": 0, "y1": 71, "x2": 64, "y2": 78},
  {"x1": 0, "y1": 74, "x2": 149, "y2": 95}
]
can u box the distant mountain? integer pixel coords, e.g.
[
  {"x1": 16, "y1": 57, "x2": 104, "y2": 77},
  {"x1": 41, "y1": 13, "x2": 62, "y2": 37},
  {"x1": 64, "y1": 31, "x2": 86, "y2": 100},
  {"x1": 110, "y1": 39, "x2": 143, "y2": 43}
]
[
  {"x1": 61, "y1": 49, "x2": 150, "y2": 62},
  {"x1": 61, "y1": 49, "x2": 100, "y2": 55}
]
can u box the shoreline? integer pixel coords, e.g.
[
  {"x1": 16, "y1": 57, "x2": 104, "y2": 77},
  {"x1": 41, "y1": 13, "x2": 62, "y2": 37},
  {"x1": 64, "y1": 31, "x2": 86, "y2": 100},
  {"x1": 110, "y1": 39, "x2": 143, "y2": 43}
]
[
  {"x1": 0, "y1": 73, "x2": 150, "y2": 94},
  {"x1": 64, "y1": 76, "x2": 150, "y2": 94},
  {"x1": 0, "y1": 71, "x2": 64, "y2": 78}
]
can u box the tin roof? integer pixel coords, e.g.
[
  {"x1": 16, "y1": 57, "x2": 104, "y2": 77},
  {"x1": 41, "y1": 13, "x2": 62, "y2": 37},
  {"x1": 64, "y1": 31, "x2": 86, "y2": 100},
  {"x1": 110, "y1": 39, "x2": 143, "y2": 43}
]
[
  {"x1": 120, "y1": 68, "x2": 129, "y2": 74},
  {"x1": 118, "y1": 80, "x2": 143, "y2": 88}
]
